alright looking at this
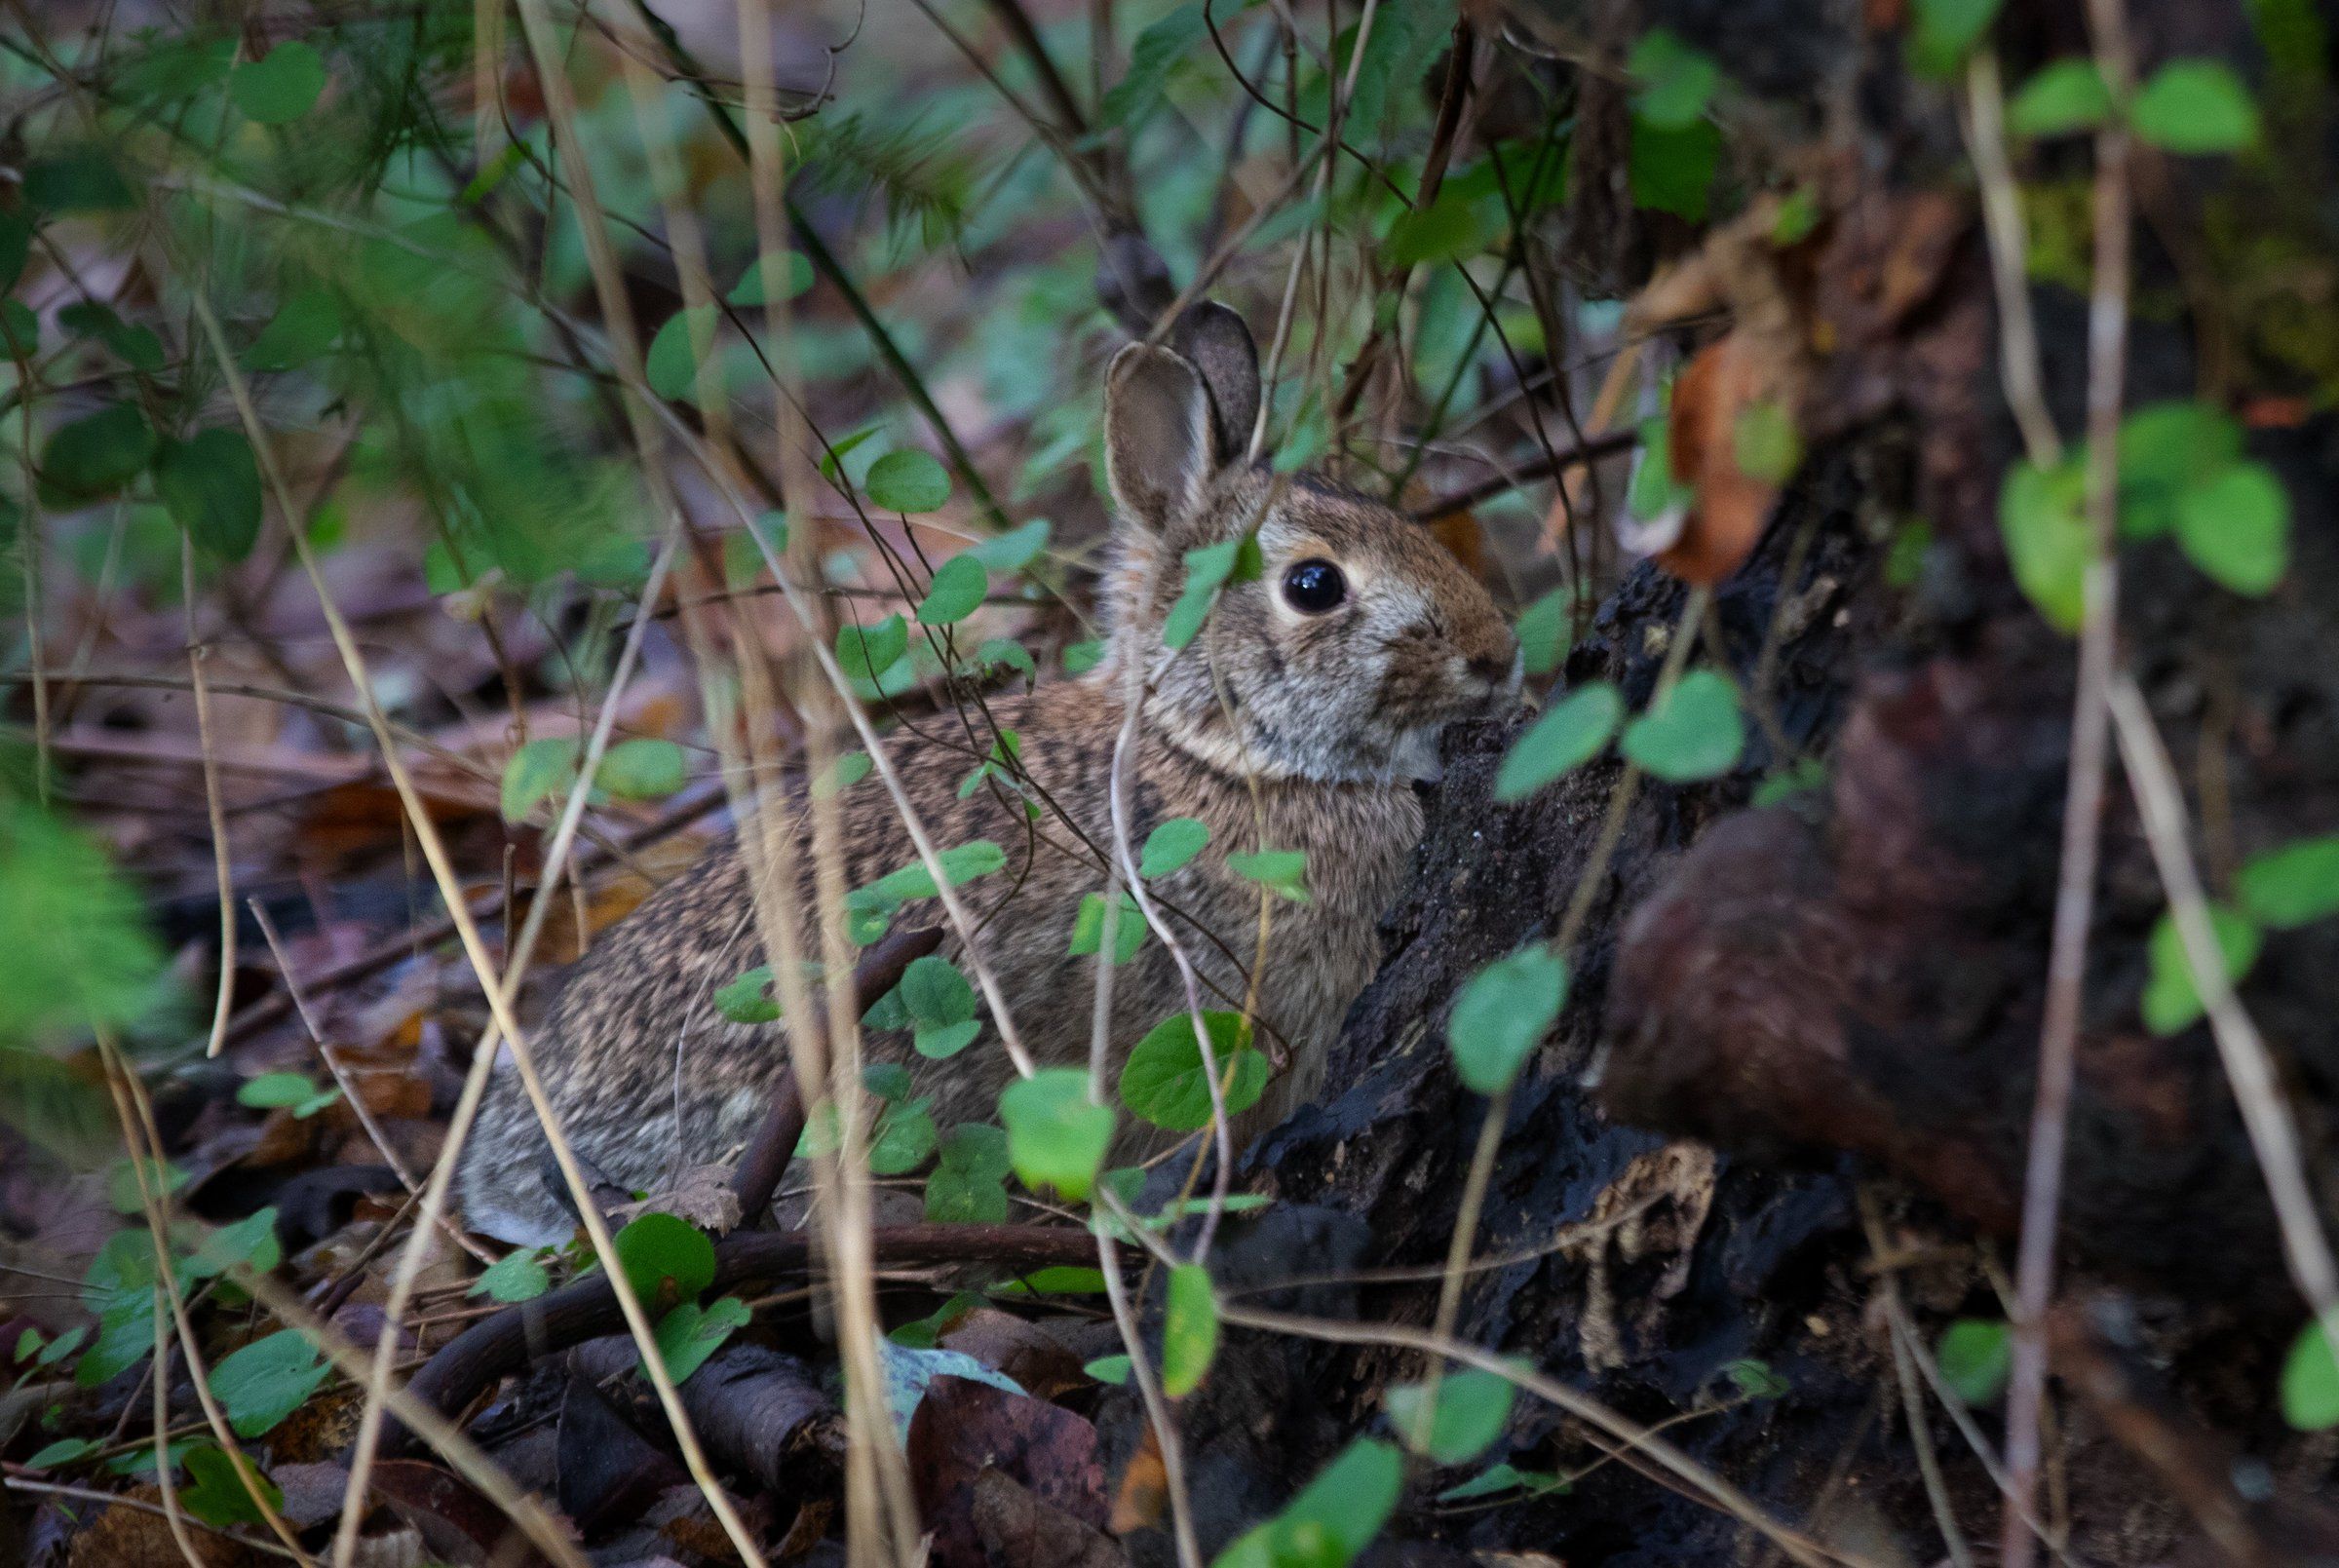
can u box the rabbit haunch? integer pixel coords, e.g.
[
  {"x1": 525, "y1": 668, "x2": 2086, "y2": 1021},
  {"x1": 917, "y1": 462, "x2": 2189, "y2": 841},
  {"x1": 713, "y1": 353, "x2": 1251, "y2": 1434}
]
[{"x1": 458, "y1": 307, "x2": 1517, "y2": 1245}]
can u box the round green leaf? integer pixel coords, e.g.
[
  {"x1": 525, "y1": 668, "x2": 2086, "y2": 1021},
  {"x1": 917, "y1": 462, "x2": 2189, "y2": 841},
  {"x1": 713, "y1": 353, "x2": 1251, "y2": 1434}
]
[
  {"x1": 1620, "y1": 669, "x2": 1745, "y2": 784},
  {"x1": 645, "y1": 307, "x2": 718, "y2": 402},
  {"x1": 2129, "y1": 59, "x2": 2260, "y2": 155},
  {"x1": 1162, "y1": 1263, "x2": 1219, "y2": 1396},
  {"x1": 715, "y1": 966, "x2": 781, "y2": 1024},
  {"x1": 500, "y1": 737, "x2": 581, "y2": 822},
  {"x1": 727, "y1": 252, "x2": 815, "y2": 305},
  {"x1": 2282, "y1": 1319, "x2": 2339, "y2": 1431},
  {"x1": 237, "y1": 1071, "x2": 318, "y2": 1109},
  {"x1": 2176, "y1": 462, "x2": 2289, "y2": 596},
  {"x1": 866, "y1": 448, "x2": 951, "y2": 514},
  {"x1": 2141, "y1": 902, "x2": 2262, "y2": 1036},
  {"x1": 230, "y1": 41, "x2": 327, "y2": 125},
  {"x1": 153, "y1": 429, "x2": 263, "y2": 561},
  {"x1": 1628, "y1": 27, "x2": 1720, "y2": 131},
  {"x1": 648, "y1": 1294, "x2": 751, "y2": 1385},
  {"x1": 1448, "y1": 945, "x2": 1567, "y2": 1094},
  {"x1": 179, "y1": 1444, "x2": 283, "y2": 1529},
  {"x1": 918, "y1": 553, "x2": 988, "y2": 625},
  {"x1": 2008, "y1": 58, "x2": 2111, "y2": 138},
  {"x1": 1387, "y1": 1366, "x2": 1515, "y2": 1465},
  {"x1": 2000, "y1": 456, "x2": 2090, "y2": 630},
  {"x1": 1119, "y1": 1011, "x2": 1270, "y2": 1131},
  {"x1": 1139, "y1": 818, "x2": 1211, "y2": 878},
  {"x1": 1514, "y1": 589, "x2": 1572, "y2": 678},
  {"x1": 596, "y1": 738, "x2": 687, "y2": 799},
  {"x1": 901, "y1": 955, "x2": 977, "y2": 1028},
  {"x1": 2238, "y1": 836, "x2": 2339, "y2": 930},
  {"x1": 209, "y1": 1329, "x2": 329, "y2": 1436},
  {"x1": 870, "y1": 1098, "x2": 939, "y2": 1174},
  {"x1": 836, "y1": 614, "x2": 909, "y2": 684},
  {"x1": 472, "y1": 1250, "x2": 551, "y2": 1303},
  {"x1": 611, "y1": 1211, "x2": 717, "y2": 1309},
  {"x1": 1000, "y1": 1067, "x2": 1114, "y2": 1201},
  {"x1": 1495, "y1": 682, "x2": 1622, "y2": 802},
  {"x1": 966, "y1": 517, "x2": 1052, "y2": 572},
  {"x1": 244, "y1": 289, "x2": 341, "y2": 371},
  {"x1": 1936, "y1": 1318, "x2": 2013, "y2": 1405},
  {"x1": 40, "y1": 403, "x2": 156, "y2": 499}
]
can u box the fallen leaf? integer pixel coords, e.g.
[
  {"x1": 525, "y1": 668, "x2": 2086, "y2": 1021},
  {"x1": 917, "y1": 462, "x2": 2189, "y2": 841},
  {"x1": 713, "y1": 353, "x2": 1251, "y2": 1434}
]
[{"x1": 906, "y1": 1374, "x2": 1108, "y2": 1568}]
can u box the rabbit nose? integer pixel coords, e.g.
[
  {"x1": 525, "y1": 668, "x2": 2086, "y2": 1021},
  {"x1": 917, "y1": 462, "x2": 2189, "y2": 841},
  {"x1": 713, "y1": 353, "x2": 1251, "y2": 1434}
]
[{"x1": 1468, "y1": 648, "x2": 1518, "y2": 688}]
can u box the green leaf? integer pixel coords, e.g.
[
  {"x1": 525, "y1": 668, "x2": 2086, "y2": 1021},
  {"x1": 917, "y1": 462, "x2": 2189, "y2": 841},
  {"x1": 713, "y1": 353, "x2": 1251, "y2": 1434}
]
[
  {"x1": 1437, "y1": 1463, "x2": 1570, "y2": 1502},
  {"x1": 918, "y1": 554, "x2": 988, "y2": 625},
  {"x1": 645, "y1": 306, "x2": 718, "y2": 402},
  {"x1": 647, "y1": 1294, "x2": 751, "y2": 1385},
  {"x1": 58, "y1": 301, "x2": 164, "y2": 372},
  {"x1": 1733, "y1": 400, "x2": 1802, "y2": 483},
  {"x1": 0, "y1": 210, "x2": 29, "y2": 292},
  {"x1": 1448, "y1": 945, "x2": 1568, "y2": 1094},
  {"x1": 992, "y1": 1265, "x2": 1109, "y2": 1296},
  {"x1": 2007, "y1": 58, "x2": 2112, "y2": 137},
  {"x1": 1908, "y1": 0, "x2": 2004, "y2": 76},
  {"x1": 2141, "y1": 902, "x2": 2262, "y2": 1036},
  {"x1": 153, "y1": 429, "x2": 263, "y2": 561},
  {"x1": 2281, "y1": 1319, "x2": 2339, "y2": 1430},
  {"x1": 1388, "y1": 1366, "x2": 1515, "y2": 1464},
  {"x1": 853, "y1": 841, "x2": 1008, "y2": 914},
  {"x1": 500, "y1": 736, "x2": 580, "y2": 822},
  {"x1": 1097, "y1": 1, "x2": 1209, "y2": 129},
  {"x1": 1226, "y1": 848, "x2": 1309, "y2": 903},
  {"x1": 1212, "y1": 1438, "x2": 1403, "y2": 1568},
  {"x1": 2118, "y1": 401, "x2": 2243, "y2": 539},
  {"x1": 1140, "y1": 818, "x2": 1211, "y2": 878},
  {"x1": 727, "y1": 252, "x2": 815, "y2": 305},
  {"x1": 1162, "y1": 1264, "x2": 1219, "y2": 1396},
  {"x1": 230, "y1": 41, "x2": 326, "y2": 124},
  {"x1": 1936, "y1": 1319, "x2": 2013, "y2": 1405},
  {"x1": 1629, "y1": 119, "x2": 1721, "y2": 221},
  {"x1": 611, "y1": 1211, "x2": 717, "y2": 1310},
  {"x1": 866, "y1": 449, "x2": 952, "y2": 514},
  {"x1": 1119, "y1": 1011, "x2": 1270, "y2": 1131},
  {"x1": 1621, "y1": 669, "x2": 1745, "y2": 783},
  {"x1": 870, "y1": 1096, "x2": 939, "y2": 1173},
  {"x1": 915, "y1": 1019, "x2": 982, "y2": 1059},
  {"x1": 178, "y1": 1444, "x2": 284, "y2": 1529},
  {"x1": 1, "y1": 299, "x2": 37, "y2": 357},
  {"x1": 244, "y1": 289, "x2": 341, "y2": 370},
  {"x1": 902, "y1": 955, "x2": 977, "y2": 1028},
  {"x1": 1495, "y1": 682, "x2": 1622, "y2": 802},
  {"x1": 1383, "y1": 189, "x2": 1503, "y2": 269},
  {"x1": 597, "y1": 738, "x2": 687, "y2": 800},
  {"x1": 22, "y1": 148, "x2": 134, "y2": 213},
  {"x1": 1000, "y1": 1068, "x2": 1115, "y2": 1202},
  {"x1": 2129, "y1": 59, "x2": 2261, "y2": 154},
  {"x1": 724, "y1": 511, "x2": 789, "y2": 588},
  {"x1": 714, "y1": 966, "x2": 781, "y2": 1025},
  {"x1": 238, "y1": 1071, "x2": 319, "y2": 1110},
  {"x1": 210, "y1": 1330, "x2": 329, "y2": 1436},
  {"x1": 471, "y1": 1250, "x2": 551, "y2": 1303},
  {"x1": 967, "y1": 516, "x2": 1052, "y2": 572},
  {"x1": 29, "y1": 1437, "x2": 97, "y2": 1469},
  {"x1": 1722, "y1": 1358, "x2": 1790, "y2": 1399},
  {"x1": 817, "y1": 749, "x2": 872, "y2": 799},
  {"x1": 1514, "y1": 589, "x2": 1572, "y2": 677},
  {"x1": 925, "y1": 1123, "x2": 1012, "y2": 1223},
  {"x1": 1070, "y1": 890, "x2": 1149, "y2": 965},
  {"x1": 1064, "y1": 638, "x2": 1107, "y2": 675},
  {"x1": 1629, "y1": 28, "x2": 1720, "y2": 131},
  {"x1": 2238, "y1": 837, "x2": 2339, "y2": 930},
  {"x1": 1085, "y1": 1354, "x2": 1133, "y2": 1386},
  {"x1": 2176, "y1": 462, "x2": 2289, "y2": 595},
  {"x1": 1164, "y1": 534, "x2": 1256, "y2": 651},
  {"x1": 40, "y1": 403, "x2": 155, "y2": 500},
  {"x1": 978, "y1": 637, "x2": 1037, "y2": 683},
  {"x1": 836, "y1": 614, "x2": 910, "y2": 684},
  {"x1": 186, "y1": 1209, "x2": 281, "y2": 1281},
  {"x1": 2000, "y1": 456, "x2": 2090, "y2": 630},
  {"x1": 107, "y1": 1156, "x2": 187, "y2": 1213}
]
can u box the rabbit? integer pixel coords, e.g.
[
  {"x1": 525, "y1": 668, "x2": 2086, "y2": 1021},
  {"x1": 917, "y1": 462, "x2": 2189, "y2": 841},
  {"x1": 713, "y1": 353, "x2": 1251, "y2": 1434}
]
[{"x1": 458, "y1": 305, "x2": 1520, "y2": 1246}]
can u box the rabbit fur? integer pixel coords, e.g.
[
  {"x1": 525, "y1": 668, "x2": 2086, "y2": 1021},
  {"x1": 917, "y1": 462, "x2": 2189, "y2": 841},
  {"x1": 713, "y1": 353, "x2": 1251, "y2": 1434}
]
[{"x1": 458, "y1": 306, "x2": 1517, "y2": 1245}]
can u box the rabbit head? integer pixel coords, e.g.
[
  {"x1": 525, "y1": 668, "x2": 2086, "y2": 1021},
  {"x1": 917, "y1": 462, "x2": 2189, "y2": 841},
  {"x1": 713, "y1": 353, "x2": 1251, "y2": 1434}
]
[{"x1": 1099, "y1": 306, "x2": 1519, "y2": 785}]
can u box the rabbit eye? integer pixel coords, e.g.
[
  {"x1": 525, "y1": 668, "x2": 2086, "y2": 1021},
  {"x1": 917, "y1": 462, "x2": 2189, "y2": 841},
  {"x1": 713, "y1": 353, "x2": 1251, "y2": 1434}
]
[{"x1": 1281, "y1": 558, "x2": 1347, "y2": 615}]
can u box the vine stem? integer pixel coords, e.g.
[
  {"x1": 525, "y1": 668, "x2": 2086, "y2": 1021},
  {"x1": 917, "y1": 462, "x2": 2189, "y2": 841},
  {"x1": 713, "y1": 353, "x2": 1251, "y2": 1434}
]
[{"x1": 1998, "y1": 3, "x2": 2133, "y2": 1558}]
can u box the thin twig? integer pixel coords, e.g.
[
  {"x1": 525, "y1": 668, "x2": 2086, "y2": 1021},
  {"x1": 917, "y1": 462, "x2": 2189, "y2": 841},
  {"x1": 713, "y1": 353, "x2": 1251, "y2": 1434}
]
[{"x1": 1999, "y1": 6, "x2": 2133, "y2": 1555}]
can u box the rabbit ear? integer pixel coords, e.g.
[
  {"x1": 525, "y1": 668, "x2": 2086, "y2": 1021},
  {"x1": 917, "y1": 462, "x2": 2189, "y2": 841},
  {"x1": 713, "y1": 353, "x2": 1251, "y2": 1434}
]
[
  {"x1": 1170, "y1": 303, "x2": 1260, "y2": 461},
  {"x1": 1105, "y1": 342, "x2": 1218, "y2": 533}
]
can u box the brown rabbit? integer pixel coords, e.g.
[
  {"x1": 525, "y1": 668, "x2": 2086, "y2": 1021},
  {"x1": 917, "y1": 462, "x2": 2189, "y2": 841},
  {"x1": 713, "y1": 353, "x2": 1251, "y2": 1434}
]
[{"x1": 458, "y1": 307, "x2": 1518, "y2": 1245}]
